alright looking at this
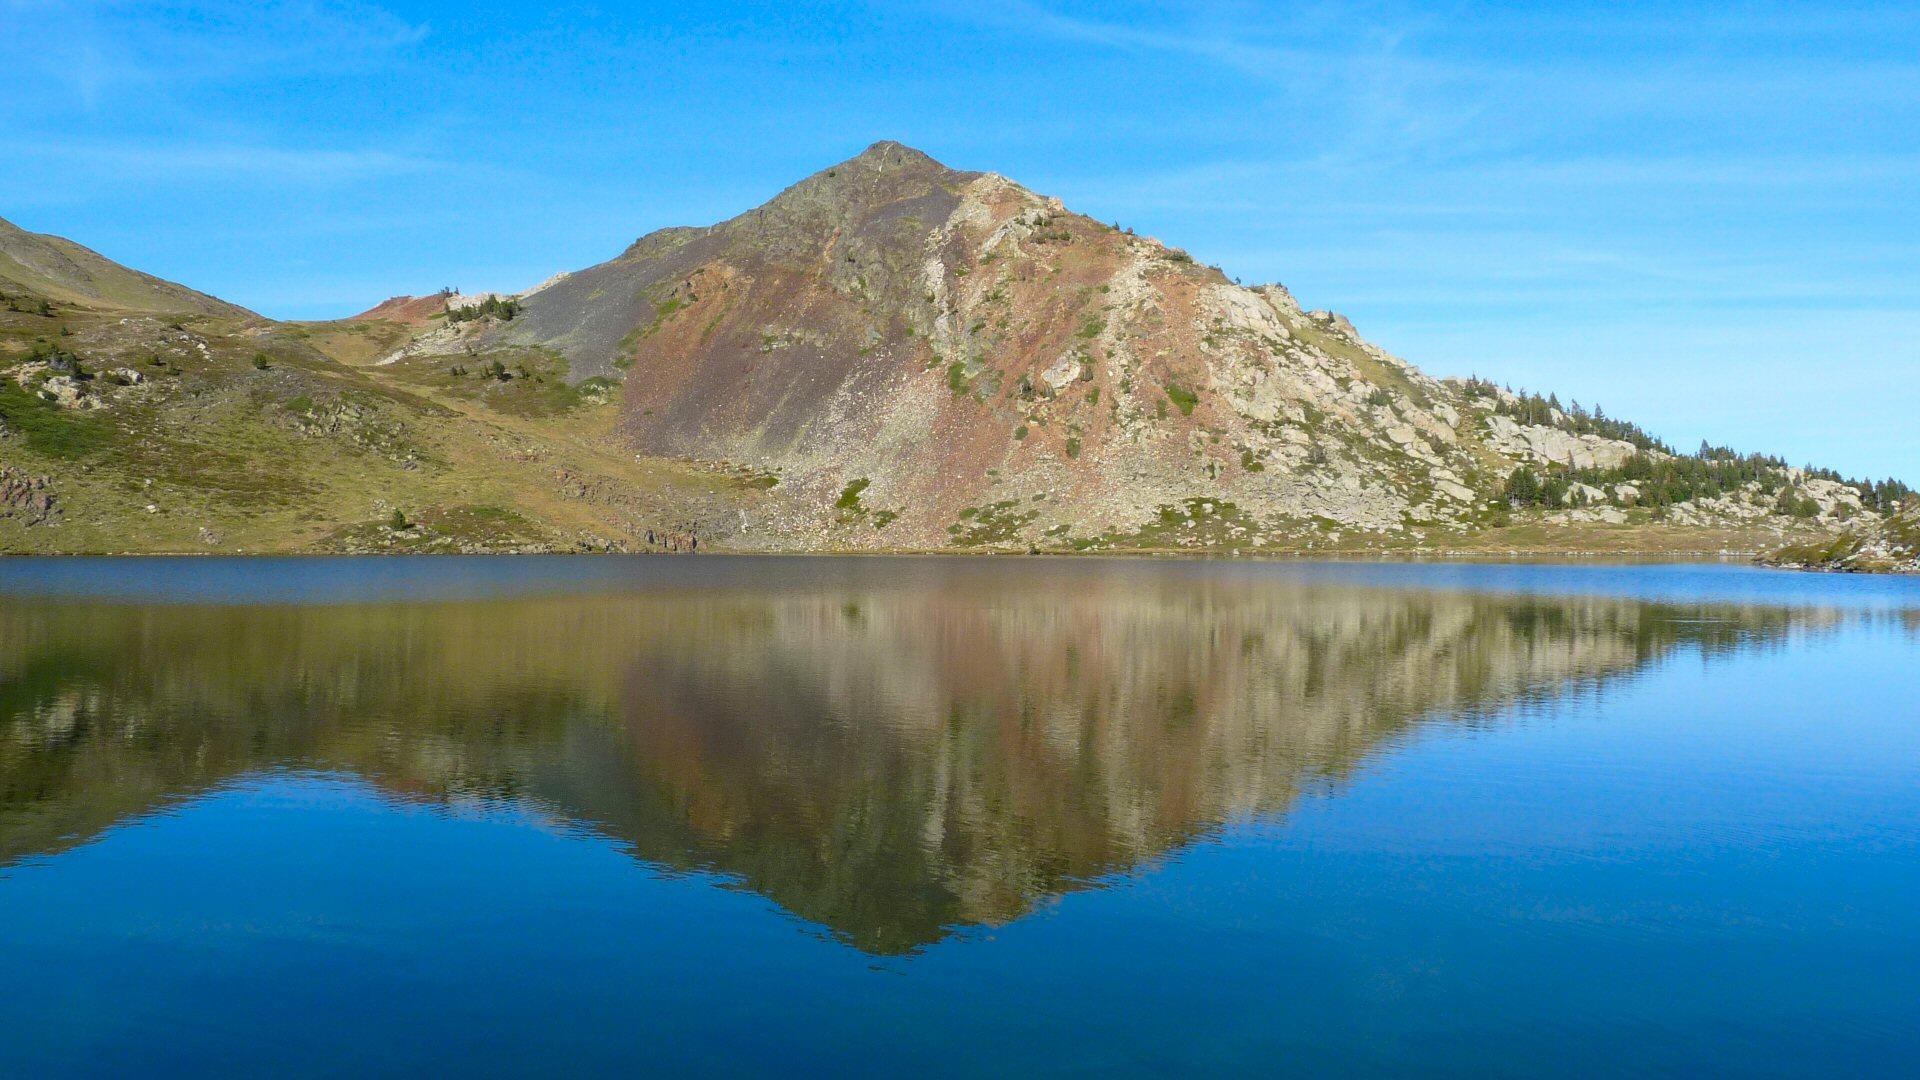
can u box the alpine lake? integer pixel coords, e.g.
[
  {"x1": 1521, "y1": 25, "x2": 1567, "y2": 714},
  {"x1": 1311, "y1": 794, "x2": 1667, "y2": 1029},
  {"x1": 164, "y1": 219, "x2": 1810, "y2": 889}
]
[{"x1": 2, "y1": 556, "x2": 1916, "y2": 1076}]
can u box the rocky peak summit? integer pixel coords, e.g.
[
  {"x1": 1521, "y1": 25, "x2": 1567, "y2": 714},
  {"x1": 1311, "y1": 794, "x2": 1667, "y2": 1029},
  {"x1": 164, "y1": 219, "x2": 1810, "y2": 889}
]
[
  {"x1": 473, "y1": 142, "x2": 1478, "y2": 545},
  {"x1": 461, "y1": 141, "x2": 1896, "y2": 553}
]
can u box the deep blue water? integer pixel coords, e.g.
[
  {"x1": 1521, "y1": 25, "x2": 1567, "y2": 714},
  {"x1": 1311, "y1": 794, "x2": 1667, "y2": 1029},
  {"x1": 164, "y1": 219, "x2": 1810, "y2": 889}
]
[{"x1": 0, "y1": 557, "x2": 1915, "y2": 1076}]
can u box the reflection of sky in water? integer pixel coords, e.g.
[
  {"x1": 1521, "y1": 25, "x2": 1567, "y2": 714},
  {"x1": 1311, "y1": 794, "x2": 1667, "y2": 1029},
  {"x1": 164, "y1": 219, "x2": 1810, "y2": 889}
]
[{"x1": 0, "y1": 559, "x2": 1915, "y2": 1075}]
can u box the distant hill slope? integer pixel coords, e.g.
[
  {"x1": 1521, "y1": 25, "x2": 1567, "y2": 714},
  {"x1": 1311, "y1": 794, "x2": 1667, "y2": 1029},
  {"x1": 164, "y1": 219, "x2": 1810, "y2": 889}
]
[
  {"x1": 0, "y1": 214, "x2": 254, "y2": 318},
  {"x1": 0, "y1": 221, "x2": 761, "y2": 556},
  {"x1": 350, "y1": 292, "x2": 452, "y2": 325}
]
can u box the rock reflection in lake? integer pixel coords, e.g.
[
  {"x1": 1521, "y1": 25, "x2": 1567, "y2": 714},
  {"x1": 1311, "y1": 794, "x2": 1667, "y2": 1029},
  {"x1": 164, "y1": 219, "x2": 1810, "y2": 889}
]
[{"x1": 0, "y1": 560, "x2": 1822, "y2": 953}]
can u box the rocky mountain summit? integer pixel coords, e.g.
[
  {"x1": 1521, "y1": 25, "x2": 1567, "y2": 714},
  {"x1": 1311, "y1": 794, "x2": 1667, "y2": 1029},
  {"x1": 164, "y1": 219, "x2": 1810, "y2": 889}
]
[
  {"x1": 450, "y1": 141, "x2": 1902, "y2": 553},
  {"x1": 0, "y1": 142, "x2": 1910, "y2": 558},
  {"x1": 471, "y1": 142, "x2": 1486, "y2": 547}
]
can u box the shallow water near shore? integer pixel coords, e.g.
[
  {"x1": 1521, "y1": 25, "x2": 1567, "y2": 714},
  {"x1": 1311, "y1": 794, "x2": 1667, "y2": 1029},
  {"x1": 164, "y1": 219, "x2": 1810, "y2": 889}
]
[{"x1": 2, "y1": 556, "x2": 1916, "y2": 1076}]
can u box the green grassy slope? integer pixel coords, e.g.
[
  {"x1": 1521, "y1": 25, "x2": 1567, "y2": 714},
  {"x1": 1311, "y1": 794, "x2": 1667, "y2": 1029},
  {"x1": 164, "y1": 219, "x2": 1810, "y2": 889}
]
[{"x1": 0, "y1": 291, "x2": 771, "y2": 554}]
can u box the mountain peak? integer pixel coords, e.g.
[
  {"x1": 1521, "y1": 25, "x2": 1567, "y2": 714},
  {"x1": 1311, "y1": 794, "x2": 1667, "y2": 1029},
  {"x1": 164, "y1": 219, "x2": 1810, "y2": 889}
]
[
  {"x1": 688, "y1": 141, "x2": 980, "y2": 262},
  {"x1": 804, "y1": 140, "x2": 962, "y2": 188},
  {"x1": 846, "y1": 140, "x2": 945, "y2": 171}
]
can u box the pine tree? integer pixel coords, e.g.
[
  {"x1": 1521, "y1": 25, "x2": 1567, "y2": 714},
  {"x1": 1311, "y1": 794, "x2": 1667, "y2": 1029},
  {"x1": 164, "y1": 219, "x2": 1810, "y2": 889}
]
[{"x1": 1504, "y1": 467, "x2": 1541, "y2": 507}]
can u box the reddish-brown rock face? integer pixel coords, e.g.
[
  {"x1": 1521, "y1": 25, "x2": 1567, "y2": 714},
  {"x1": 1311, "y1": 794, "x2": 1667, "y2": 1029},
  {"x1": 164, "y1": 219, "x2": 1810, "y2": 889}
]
[{"x1": 348, "y1": 293, "x2": 453, "y2": 326}]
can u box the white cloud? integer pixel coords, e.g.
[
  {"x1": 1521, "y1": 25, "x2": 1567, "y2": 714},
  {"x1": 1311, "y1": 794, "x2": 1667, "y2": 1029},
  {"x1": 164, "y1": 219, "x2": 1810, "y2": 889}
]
[{"x1": 1, "y1": 139, "x2": 438, "y2": 183}]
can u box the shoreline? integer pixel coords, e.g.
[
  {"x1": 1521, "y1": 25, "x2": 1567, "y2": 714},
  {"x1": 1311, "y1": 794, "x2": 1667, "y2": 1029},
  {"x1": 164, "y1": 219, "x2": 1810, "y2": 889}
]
[{"x1": 0, "y1": 545, "x2": 1872, "y2": 569}]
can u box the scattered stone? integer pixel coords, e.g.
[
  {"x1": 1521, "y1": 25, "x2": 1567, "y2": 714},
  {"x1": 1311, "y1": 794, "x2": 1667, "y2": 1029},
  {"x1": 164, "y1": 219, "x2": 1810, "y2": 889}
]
[{"x1": 0, "y1": 469, "x2": 58, "y2": 525}]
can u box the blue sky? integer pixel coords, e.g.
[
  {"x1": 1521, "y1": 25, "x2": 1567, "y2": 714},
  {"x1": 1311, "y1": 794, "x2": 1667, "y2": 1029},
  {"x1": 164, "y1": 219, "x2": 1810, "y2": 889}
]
[{"x1": 3, "y1": 1, "x2": 1916, "y2": 480}]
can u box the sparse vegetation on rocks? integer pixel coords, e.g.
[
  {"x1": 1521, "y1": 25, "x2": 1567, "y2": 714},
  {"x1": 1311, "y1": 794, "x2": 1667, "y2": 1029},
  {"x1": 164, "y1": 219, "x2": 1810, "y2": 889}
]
[{"x1": 1165, "y1": 384, "x2": 1198, "y2": 417}]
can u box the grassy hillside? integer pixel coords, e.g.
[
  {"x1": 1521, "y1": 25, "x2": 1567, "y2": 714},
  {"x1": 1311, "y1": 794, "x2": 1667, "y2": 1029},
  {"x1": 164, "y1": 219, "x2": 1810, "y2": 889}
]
[
  {"x1": 0, "y1": 291, "x2": 771, "y2": 553},
  {"x1": 0, "y1": 215, "x2": 251, "y2": 318}
]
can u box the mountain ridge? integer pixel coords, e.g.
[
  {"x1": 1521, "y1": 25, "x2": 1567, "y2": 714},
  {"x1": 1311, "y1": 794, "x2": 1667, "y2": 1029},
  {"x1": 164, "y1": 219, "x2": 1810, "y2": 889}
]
[
  {"x1": 0, "y1": 142, "x2": 1910, "y2": 560},
  {"x1": 0, "y1": 214, "x2": 254, "y2": 319}
]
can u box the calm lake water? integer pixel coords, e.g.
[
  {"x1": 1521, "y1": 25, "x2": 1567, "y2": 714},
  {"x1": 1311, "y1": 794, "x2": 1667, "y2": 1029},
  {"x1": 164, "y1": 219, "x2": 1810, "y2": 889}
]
[{"x1": 2, "y1": 556, "x2": 1916, "y2": 1077}]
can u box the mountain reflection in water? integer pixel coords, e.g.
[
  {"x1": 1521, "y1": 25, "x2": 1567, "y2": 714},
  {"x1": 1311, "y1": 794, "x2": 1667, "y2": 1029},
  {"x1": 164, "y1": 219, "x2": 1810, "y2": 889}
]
[{"x1": 0, "y1": 560, "x2": 1828, "y2": 953}]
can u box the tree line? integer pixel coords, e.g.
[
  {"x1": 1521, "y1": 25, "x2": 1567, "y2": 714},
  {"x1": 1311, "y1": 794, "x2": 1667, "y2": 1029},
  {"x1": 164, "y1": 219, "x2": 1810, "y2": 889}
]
[
  {"x1": 1461, "y1": 376, "x2": 1667, "y2": 452},
  {"x1": 445, "y1": 296, "x2": 522, "y2": 324},
  {"x1": 1466, "y1": 377, "x2": 1913, "y2": 514}
]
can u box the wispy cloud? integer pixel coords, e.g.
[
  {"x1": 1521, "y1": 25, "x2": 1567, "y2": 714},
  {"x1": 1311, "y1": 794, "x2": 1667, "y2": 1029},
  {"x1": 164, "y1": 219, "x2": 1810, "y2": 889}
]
[
  {"x1": 1046, "y1": 151, "x2": 1920, "y2": 215},
  {"x1": 1, "y1": 139, "x2": 438, "y2": 183},
  {"x1": 945, "y1": 0, "x2": 1920, "y2": 171},
  {"x1": 2, "y1": 0, "x2": 431, "y2": 108}
]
